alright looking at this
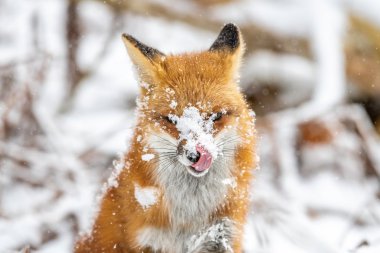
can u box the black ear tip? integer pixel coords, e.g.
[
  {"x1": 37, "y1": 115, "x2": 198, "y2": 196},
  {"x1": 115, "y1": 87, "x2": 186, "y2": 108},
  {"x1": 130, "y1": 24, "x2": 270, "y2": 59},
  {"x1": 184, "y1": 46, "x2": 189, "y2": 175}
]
[
  {"x1": 121, "y1": 33, "x2": 143, "y2": 51},
  {"x1": 121, "y1": 33, "x2": 138, "y2": 45},
  {"x1": 121, "y1": 33, "x2": 165, "y2": 59},
  {"x1": 222, "y1": 23, "x2": 239, "y2": 34},
  {"x1": 210, "y1": 23, "x2": 241, "y2": 51}
]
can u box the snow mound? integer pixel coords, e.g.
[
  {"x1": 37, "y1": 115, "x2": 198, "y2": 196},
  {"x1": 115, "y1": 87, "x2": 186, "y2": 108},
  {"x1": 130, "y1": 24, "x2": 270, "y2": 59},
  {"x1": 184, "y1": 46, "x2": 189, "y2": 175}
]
[{"x1": 134, "y1": 184, "x2": 159, "y2": 210}]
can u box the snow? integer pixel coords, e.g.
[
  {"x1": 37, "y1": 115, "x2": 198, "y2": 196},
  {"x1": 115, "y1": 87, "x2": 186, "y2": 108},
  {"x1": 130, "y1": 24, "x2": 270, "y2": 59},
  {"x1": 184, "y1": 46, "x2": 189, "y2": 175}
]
[
  {"x1": 309, "y1": 0, "x2": 346, "y2": 109},
  {"x1": 134, "y1": 184, "x2": 159, "y2": 210},
  {"x1": 105, "y1": 154, "x2": 125, "y2": 189},
  {"x1": 221, "y1": 178, "x2": 237, "y2": 189},
  {"x1": 141, "y1": 153, "x2": 155, "y2": 161},
  {"x1": 188, "y1": 219, "x2": 233, "y2": 253},
  {"x1": 169, "y1": 106, "x2": 220, "y2": 158},
  {"x1": 169, "y1": 100, "x2": 178, "y2": 109}
]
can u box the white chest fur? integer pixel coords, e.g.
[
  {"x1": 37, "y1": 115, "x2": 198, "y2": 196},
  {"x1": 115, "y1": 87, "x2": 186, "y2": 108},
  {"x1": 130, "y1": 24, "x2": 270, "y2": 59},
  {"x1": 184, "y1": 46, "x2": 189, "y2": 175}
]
[
  {"x1": 158, "y1": 158, "x2": 233, "y2": 227},
  {"x1": 140, "y1": 130, "x2": 239, "y2": 252},
  {"x1": 136, "y1": 226, "x2": 191, "y2": 253},
  {"x1": 135, "y1": 163, "x2": 235, "y2": 252}
]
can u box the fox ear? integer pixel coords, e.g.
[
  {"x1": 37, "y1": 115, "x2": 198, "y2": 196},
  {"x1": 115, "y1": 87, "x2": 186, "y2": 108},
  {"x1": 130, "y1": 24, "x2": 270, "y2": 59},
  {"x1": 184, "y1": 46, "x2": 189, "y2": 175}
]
[
  {"x1": 210, "y1": 23, "x2": 245, "y2": 80},
  {"x1": 210, "y1": 23, "x2": 242, "y2": 52},
  {"x1": 122, "y1": 34, "x2": 165, "y2": 83}
]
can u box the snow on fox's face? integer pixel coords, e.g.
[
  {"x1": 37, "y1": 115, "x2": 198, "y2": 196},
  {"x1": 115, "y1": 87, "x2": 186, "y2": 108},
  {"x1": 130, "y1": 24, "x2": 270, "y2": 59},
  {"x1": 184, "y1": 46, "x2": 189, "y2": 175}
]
[
  {"x1": 148, "y1": 106, "x2": 239, "y2": 177},
  {"x1": 161, "y1": 106, "x2": 227, "y2": 177},
  {"x1": 144, "y1": 96, "x2": 242, "y2": 177}
]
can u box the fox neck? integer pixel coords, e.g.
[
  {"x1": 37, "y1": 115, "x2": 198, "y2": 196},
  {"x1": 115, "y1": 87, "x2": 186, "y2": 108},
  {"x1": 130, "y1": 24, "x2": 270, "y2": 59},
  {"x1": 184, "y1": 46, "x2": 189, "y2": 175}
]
[
  {"x1": 146, "y1": 122, "x2": 241, "y2": 228},
  {"x1": 156, "y1": 156, "x2": 233, "y2": 228}
]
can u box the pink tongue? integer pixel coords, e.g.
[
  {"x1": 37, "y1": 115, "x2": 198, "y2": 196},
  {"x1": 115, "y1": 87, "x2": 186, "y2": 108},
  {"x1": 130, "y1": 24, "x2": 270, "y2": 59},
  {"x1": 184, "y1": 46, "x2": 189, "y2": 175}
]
[{"x1": 192, "y1": 145, "x2": 213, "y2": 172}]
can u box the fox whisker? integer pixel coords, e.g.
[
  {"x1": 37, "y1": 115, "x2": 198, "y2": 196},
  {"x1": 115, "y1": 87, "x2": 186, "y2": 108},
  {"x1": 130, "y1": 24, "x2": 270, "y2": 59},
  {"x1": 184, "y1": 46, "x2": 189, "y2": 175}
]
[
  {"x1": 149, "y1": 133, "x2": 177, "y2": 146},
  {"x1": 216, "y1": 136, "x2": 242, "y2": 148}
]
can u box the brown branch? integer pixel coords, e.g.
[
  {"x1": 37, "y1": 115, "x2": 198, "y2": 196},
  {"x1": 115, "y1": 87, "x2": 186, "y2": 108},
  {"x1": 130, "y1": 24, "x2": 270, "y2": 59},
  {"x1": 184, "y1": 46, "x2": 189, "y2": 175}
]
[{"x1": 66, "y1": 0, "x2": 83, "y2": 98}]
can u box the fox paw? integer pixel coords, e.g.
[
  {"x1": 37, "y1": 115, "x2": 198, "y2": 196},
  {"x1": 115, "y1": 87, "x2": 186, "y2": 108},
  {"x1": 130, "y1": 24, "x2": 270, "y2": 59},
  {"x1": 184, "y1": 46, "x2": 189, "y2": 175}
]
[{"x1": 187, "y1": 218, "x2": 234, "y2": 253}]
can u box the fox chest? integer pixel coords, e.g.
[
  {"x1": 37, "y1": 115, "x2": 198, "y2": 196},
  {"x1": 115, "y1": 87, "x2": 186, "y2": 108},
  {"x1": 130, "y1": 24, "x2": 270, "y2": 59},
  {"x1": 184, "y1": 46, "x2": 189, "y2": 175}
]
[
  {"x1": 154, "y1": 160, "x2": 233, "y2": 224},
  {"x1": 134, "y1": 175, "x2": 232, "y2": 252}
]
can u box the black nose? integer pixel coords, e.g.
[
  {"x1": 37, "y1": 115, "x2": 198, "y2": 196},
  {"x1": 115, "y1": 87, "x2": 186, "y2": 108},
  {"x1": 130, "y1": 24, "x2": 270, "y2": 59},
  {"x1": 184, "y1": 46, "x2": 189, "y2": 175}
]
[{"x1": 186, "y1": 151, "x2": 201, "y2": 163}]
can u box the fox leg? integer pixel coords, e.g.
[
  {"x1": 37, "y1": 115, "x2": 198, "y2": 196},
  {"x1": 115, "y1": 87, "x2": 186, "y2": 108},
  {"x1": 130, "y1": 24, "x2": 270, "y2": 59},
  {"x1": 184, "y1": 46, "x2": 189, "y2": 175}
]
[
  {"x1": 74, "y1": 189, "x2": 131, "y2": 253},
  {"x1": 186, "y1": 218, "x2": 235, "y2": 253}
]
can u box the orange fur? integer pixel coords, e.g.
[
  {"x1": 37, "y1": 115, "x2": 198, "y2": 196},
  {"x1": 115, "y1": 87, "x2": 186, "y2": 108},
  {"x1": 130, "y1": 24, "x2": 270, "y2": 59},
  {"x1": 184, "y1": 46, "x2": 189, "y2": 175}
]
[{"x1": 74, "y1": 24, "x2": 256, "y2": 253}]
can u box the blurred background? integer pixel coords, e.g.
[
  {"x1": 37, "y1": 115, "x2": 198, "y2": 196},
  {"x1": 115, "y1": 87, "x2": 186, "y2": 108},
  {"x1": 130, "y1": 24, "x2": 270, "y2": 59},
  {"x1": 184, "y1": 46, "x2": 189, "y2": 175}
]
[{"x1": 1, "y1": 0, "x2": 380, "y2": 252}]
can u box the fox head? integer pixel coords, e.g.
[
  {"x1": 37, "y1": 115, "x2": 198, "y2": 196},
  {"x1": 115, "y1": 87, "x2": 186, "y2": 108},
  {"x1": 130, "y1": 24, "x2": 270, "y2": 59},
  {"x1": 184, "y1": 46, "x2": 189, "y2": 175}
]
[{"x1": 122, "y1": 24, "x2": 254, "y2": 179}]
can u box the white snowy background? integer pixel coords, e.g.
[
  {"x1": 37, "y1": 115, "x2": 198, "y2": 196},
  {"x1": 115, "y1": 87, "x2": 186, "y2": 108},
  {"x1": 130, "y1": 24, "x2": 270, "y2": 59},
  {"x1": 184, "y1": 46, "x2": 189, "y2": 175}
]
[{"x1": 1, "y1": 0, "x2": 380, "y2": 252}]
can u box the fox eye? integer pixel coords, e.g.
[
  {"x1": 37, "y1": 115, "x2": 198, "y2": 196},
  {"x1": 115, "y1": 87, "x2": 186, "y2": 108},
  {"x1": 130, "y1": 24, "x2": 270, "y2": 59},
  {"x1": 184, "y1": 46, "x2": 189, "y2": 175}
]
[
  {"x1": 164, "y1": 116, "x2": 177, "y2": 125},
  {"x1": 212, "y1": 112, "x2": 223, "y2": 122}
]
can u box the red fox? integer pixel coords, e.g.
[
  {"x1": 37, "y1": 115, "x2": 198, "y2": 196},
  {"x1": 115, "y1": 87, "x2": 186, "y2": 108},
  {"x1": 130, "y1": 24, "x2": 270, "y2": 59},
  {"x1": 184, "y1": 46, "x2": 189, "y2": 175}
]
[{"x1": 74, "y1": 23, "x2": 256, "y2": 253}]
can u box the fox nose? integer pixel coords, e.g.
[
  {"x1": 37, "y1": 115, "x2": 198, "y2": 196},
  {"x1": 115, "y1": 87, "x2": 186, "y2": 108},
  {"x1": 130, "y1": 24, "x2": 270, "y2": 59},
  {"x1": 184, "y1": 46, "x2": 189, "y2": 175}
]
[{"x1": 186, "y1": 150, "x2": 201, "y2": 163}]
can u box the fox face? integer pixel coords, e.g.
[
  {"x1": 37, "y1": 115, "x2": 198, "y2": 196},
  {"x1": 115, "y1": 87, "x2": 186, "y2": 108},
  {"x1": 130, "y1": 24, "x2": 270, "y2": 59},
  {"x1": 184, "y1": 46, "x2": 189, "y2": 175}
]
[{"x1": 123, "y1": 24, "x2": 253, "y2": 182}]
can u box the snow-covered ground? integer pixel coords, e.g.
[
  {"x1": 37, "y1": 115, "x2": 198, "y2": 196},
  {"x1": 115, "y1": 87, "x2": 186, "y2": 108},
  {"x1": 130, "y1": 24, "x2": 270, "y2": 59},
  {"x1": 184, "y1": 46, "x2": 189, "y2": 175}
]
[{"x1": 0, "y1": 0, "x2": 380, "y2": 252}]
